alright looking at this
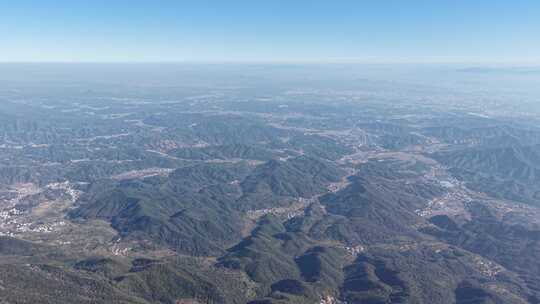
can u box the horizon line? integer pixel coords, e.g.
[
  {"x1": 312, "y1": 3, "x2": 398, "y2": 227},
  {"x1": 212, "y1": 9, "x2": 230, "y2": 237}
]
[{"x1": 1, "y1": 60, "x2": 539, "y2": 67}]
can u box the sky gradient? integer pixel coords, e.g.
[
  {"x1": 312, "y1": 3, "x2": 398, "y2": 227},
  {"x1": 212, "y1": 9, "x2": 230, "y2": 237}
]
[{"x1": 1, "y1": 1, "x2": 539, "y2": 63}]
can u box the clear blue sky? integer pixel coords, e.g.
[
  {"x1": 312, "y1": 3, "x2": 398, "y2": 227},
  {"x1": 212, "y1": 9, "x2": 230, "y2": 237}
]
[{"x1": 1, "y1": 0, "x2": 539, "y2": 63}]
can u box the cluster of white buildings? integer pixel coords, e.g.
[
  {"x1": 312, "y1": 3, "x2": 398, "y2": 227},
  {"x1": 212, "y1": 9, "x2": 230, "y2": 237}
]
[{"x1": 0, "y1": 181, "x2": 80, "y2": 237}]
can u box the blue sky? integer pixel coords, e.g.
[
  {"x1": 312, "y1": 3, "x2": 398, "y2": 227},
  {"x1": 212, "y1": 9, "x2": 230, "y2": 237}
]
[{"x1": 1, "y1": 0, "x2": 539, "y2": 63}]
